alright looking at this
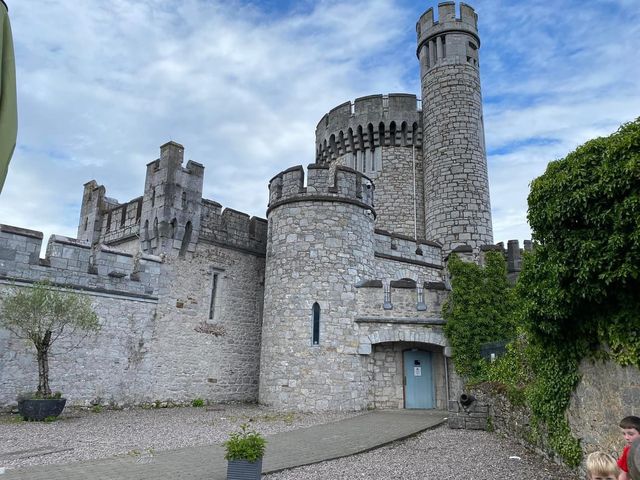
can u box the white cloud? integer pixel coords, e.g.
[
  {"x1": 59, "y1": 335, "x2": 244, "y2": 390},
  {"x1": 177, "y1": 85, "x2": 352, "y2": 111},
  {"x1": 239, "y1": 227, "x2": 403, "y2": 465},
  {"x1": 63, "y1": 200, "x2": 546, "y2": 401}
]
[{"x1": 1, "y1": 0, "x2": 638, "y2": 251}]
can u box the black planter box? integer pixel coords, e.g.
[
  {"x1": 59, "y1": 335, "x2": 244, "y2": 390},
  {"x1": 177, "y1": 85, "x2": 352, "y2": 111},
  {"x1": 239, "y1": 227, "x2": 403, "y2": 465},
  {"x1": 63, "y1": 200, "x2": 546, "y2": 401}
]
[
  {"x1": 18, "y1": 397, "x2": 67, "y2": 421},
  {"x1": 226, "y1": 458, "x2": 262, "y2": 480}
]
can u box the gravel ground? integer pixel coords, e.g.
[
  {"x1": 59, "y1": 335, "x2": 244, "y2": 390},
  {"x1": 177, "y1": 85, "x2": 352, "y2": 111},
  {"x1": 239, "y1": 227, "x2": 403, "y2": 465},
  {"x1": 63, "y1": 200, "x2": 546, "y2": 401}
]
[
  {"x1": 0, "y1": 405, "x2": 579, "y2": 479},
  {"x1": 264, "y1": 425, "x2": 580, "y2": 480},
  {"x1": 0, "y1": 403, "x2": 359, "y2": 469}
]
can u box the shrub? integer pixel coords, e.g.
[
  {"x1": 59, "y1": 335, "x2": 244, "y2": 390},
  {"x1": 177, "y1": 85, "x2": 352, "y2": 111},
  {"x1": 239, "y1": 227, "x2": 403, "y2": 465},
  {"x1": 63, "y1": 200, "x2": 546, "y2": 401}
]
[{"x1": 223, "y1": 424, "x2": 267, "y2": 462}]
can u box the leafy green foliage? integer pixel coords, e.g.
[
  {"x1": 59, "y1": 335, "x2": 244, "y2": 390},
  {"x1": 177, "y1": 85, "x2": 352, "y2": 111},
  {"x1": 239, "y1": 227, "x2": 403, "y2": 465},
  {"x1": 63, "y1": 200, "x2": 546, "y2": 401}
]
[
  {"x1": 523, "y1": 118, "x2": 640, "y2": 365},
  {"x1": 223, "y1": 424, "x2": 267, "y2": 462},
  {"x1": 496, "y1": 117, "x2": 640, "y2": 466},
  {"x1": 0, "y1": 281, "x2": 100, "y2": 397},
  {"x1": 191, "y1": 398, "x2": 205, "y2": 407},
  {"x1": 443, "y1": 251, "x2": 519, "y2": 379}
]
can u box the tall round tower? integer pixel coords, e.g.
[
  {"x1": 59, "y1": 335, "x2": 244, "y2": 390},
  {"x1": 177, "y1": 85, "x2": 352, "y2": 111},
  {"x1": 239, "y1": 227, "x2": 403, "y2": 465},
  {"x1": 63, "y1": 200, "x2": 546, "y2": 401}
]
[
  {"x1": 259, "y1": 164, "x2": 376, "y2": 411},
  {"x1": 417, "y1": 2, "x2": 493, "y2": 253}
]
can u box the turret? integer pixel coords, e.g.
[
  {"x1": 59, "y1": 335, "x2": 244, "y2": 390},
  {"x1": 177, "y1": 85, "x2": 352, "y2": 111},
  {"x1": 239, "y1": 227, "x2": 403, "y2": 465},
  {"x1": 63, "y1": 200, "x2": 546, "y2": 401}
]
[
  {"x1": 77, "y1": 180, "x2": 106, "y2": 245},
  {"x1": 418, "y1": 2, "x2": 493, "y2": 254},
  {"x1": 260, "y1": 164, "x2": 376, "y2": 410},
  {"x1": 139, "y1": 141, "x2": 204, "y2": 256},
  {"x1": 314, "y1": 94, "x2": 426, "y2": 239}
]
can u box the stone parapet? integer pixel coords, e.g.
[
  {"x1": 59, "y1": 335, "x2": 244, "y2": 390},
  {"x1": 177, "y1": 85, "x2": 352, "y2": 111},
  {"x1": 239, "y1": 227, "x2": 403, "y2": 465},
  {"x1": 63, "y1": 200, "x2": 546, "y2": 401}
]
[
  {"x1": 0, "y1": 224, "x2": 161, "y2": 298},
  {"x1": 267, "y1": 164, "x2": 374, "y2": 216},
  {"x1": 315, "y1": 94, "x2": 423, "y2": 163},
  {"x1": 417, "y1": 2, "x2": 479, "y2": 53},
  {"x1": 200, "y1": 201, "x2": 267, "y2": 255}
]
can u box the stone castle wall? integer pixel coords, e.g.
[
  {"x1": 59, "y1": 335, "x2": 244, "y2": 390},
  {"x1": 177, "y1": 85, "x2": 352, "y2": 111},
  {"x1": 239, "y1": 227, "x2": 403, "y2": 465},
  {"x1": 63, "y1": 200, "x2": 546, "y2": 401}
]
[
  {"x1": 145, "y1": 241, "x2": 265, "y2": 403},
  {"x1": 0, "y1": 223, "x2": 162, "y2": 407},
  {"x1": 0, "y1": 215, "x2": 266, "y2": 407}
]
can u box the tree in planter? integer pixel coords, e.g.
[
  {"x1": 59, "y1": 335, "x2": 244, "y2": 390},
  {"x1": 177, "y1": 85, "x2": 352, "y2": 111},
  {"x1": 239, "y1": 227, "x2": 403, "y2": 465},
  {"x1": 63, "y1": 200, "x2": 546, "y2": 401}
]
[{"x1": 0, "y1": 281, "x2": 100, "y2": 398}]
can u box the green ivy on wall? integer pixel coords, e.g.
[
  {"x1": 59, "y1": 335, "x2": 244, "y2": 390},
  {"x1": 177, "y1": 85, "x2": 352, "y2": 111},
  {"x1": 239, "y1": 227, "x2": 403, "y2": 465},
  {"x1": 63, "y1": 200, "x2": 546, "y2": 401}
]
[
  {"x1": 442, "y1": 251, "x2": 518, "y2": 381},
  {"x1": 444, "y1": 118, "x2": 640, "y2": 467}
]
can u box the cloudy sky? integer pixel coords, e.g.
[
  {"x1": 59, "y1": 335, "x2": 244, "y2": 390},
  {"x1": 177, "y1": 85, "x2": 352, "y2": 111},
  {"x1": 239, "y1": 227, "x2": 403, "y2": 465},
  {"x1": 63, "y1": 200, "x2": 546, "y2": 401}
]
[{"x1": 1, "y1": 0, "x2": 639, "y2": 249}]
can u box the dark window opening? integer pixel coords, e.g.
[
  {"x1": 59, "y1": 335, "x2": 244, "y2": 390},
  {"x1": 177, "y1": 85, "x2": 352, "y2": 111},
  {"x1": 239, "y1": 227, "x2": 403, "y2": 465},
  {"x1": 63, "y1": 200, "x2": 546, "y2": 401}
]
[
  {"x1": 312, "y1": 302, "x2": 320, "y2": 345},
  {"x1": 209, "y1": 272, "x2": 219, "y2": 320},
  {"x1": 179, "y1": 221, "x2": 192, "y2": 257}
]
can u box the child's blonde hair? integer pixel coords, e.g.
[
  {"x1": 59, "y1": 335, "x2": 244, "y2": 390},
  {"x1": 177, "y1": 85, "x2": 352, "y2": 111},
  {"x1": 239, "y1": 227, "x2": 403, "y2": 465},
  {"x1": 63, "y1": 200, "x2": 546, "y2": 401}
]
[{"x1": 586, "y1": 451, "x2": 619, "y2": 478}]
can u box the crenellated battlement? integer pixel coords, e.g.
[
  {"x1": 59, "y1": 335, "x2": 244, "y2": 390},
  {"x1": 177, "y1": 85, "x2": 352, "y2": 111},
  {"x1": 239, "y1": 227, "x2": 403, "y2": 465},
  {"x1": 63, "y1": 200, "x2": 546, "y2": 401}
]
[
  {"x1": 199, "y1": 200, "x2": 267, "y2": 255},
  {"x1": 0, "y1": 224, "x2": 161, "y2": 299},
  {"x1": 416, "y1": 2, "x2": 480, "y2": 72},
  {"x1": 315, "y1": 94, "x2": 423, "y2": 164},
  {"x1": 267, "y1": 164, "x2": 375, "y2": 216},
  {"x1": 417, "y1": 2, "x2": 478, "y2": 44}
]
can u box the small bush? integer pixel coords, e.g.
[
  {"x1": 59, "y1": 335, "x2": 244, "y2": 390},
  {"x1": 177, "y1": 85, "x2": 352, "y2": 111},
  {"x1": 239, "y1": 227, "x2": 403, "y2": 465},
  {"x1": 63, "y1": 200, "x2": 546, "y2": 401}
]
[
  {"x1": 191, "y1": 398, "x2": 205, "y2": 408},
  {"x1": 223, "y1": 424, "x2": 267, "y2": 462}
]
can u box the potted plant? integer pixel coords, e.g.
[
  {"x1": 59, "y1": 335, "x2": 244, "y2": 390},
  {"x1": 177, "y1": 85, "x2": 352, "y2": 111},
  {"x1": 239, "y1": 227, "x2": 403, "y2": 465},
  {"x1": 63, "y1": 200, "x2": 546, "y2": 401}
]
[
  {"x1": 223, "y1": 423, "x2": 267, "y2": 480},
  {"x1": 0, "y1": 281, "x2": 100, "y2": 420}
]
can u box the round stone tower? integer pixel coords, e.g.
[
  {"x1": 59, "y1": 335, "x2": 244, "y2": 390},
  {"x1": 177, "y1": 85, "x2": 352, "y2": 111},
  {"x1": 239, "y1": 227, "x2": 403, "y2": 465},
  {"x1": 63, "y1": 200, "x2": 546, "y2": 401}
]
[
  {"x1": 417, "y1": 2, "x2": 493, "y2": 253},
  {"x1": 315, "y1": 94, "x2": 425, "y2": 239},
  {"x1": 259, "y1": 164, "x2": 376, "y2": 411}
]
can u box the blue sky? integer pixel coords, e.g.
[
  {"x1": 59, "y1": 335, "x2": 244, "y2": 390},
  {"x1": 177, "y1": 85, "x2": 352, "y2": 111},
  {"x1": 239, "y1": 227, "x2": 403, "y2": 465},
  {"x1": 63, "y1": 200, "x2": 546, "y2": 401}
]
[{"x1": 1, "y1": 0, "x2": 639, "y2": 249}]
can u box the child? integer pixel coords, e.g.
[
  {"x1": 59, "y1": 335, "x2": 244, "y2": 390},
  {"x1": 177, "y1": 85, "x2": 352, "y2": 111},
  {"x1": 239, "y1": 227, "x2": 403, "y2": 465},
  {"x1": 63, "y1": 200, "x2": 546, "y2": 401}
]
[
  {"x1": 586, "y1": 451, "x2": 619, "y2": 480},
  {"x1": 618, "y1": 416, "x2": 640, "y2": 480}
]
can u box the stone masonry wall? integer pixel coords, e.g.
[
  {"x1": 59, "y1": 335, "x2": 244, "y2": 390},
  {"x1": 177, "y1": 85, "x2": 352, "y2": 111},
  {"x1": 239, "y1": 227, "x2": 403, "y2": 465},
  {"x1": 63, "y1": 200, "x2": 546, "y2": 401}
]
[
  {"x1": 568, "y1": 359, "x2": 640, "y2": 457},
  {"x1": 144, "y1": 241, "x2": 265, "y2": 403},
  {"x1": 469, "y1": 359, "x2": 640, "y2": 468},
  {"x1": 260, "y1": 165, "x2": 376, "y2": 411},
  {"x1": 0, "y1": 285, "x2": 158, "y2": 407},
  {"x1": 421, "y1": 63, "x2": 493, "y2": 253},
  {"x1": 260, "y1": 198, "x2": 375, "y2": 411},
  {"x1": 370, "y1": 146, "x2": 426, "y2": 238},
  {"x1": 0, "y1": 222, "x2": 265, "y2": 407}
]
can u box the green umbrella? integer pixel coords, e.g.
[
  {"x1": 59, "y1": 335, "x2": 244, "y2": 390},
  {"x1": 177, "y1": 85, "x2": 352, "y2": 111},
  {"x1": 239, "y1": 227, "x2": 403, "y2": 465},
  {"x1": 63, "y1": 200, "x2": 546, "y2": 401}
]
[{"x1": 0, "y1": 0, "x2": 17, "y2": 194}]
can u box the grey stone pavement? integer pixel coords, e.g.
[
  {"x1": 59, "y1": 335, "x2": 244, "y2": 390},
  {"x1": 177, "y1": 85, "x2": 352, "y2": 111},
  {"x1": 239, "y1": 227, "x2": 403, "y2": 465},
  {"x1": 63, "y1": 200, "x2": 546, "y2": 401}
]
[{"x1": 1, "y1": 409, "x2": 446, "y2": 479}]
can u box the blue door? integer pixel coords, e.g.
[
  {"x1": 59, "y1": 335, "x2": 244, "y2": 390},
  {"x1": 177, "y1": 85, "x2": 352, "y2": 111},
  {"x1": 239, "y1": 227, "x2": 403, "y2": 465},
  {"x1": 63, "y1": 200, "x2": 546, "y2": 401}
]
[{"x1": 404, "y1": 350, "x2": 434, "y2": 409}]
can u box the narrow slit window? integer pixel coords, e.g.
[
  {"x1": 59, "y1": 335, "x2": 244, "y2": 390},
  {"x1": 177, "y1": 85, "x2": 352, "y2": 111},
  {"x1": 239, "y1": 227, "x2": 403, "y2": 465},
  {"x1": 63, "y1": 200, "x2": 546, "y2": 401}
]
[
  {"x1": 209, "y1": 272, "x2": 219, "y2": 320},
  {"x1": 312, "y1": 302, "x2": 320, "y2": 345}
]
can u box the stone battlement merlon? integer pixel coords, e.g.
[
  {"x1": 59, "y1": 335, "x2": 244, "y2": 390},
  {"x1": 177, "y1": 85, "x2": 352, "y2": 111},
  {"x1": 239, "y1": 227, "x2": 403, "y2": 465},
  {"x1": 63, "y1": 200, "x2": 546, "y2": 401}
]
[
  {"x1": 417, "y1": 2, "x2": 480, "y2": 56},
  {"x1": 0, "y1": 225, "x2": 161, "y2": 297},
  {"x1": 315, "y1": 94, "x2": 423, "y2": 164},
  {"x1": 199, "y1": 202, "x2": 267, "y2": 255},
  {"x1": 267, "y1": 164, "x2": 375, "y2": 217}
]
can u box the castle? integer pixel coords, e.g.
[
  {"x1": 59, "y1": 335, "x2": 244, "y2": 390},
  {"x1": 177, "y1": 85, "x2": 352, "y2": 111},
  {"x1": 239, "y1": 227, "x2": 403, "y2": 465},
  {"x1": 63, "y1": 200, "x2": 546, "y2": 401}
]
[{"x1": 0, "y1": 2, "x2": 525, "y2": 411}]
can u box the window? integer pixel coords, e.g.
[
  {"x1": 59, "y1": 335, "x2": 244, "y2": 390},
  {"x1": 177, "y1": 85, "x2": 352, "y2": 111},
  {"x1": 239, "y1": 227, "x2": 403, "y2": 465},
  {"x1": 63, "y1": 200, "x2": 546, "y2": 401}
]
[
  {"x1": 312, "y1": 302, "x2": 320, "y2": 345},
  {"x1": 209, "y1": 270, "x2": 221, "y2": 320},
  {"x1": 179, "y1": 221, "x2": 192, "y2": 257}
]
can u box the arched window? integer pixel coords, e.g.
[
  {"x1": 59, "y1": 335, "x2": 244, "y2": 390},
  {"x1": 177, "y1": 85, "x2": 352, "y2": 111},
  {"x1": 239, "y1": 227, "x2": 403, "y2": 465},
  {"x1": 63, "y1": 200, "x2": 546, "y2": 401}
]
[
  {"x1": 151, "y1": 187, "x2": 156, "y2": 207},
  {"x1": 170, "y1": 218, "x2": 177, "y2": 239},
  {"x1": 182, "y1": 192, "x2": 187, "y2": 209},
  {"x1": 312, "y1": 302, "x2": 320, "y2": 345}
]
